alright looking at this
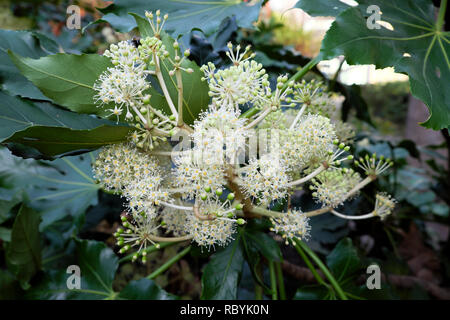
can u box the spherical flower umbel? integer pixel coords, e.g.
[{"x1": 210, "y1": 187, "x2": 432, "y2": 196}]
[
  {"x1": 94, "y1": 66, "x2": 150, "y2": 121},
  {"x1": 186, "y1": 198, "x2": 241, "y2": 249},
  {"x1": 239, "y1": 154, "x2": 290, "y2": 206},
  {"x1": 310, "y1": 168, "x2": 361, "y2": 208},
  {"x1": 281, "y1": 114, "x2": 337, "y2": 171},
  {"x1": 270, "y1": 210, "x2": 310, "y2": 244},
  {"x1": 172, "y1": 148, "x2": 226, "y2": 199},
  {"x1": 373, "y1": 192, "x2": 396, "y2": 220},
  {"x1": 200, "y1": 43, "x2": 269, "y2": 109},
  {"x1": 115, "y1": 213, "x2": 160, "y2": 263},
  {"x1": 93, "y1": 142, "x2": 169, "y2": 215}
]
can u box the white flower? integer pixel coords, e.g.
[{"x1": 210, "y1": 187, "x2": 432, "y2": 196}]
[
  {"x1": 270, "y1": 210, "x2": 310, "y2": 244},
  {"x1": 186, "y1": 198, "x2": 238, "y2": 248},
  {"x1": 281, "y1": 114, "x2": 337, "y2": 171},
  {"x1": 104, "y1": 40, "x2": 145, "y2": 71},
  {"x1": 93, "y1": 143, "x2": 170, "y2": 215},
  {"x1": 239, "y1": 153, "x2": 289, "y2": 206},
  {"x1": 172, "y1": 148, "x2": 226, "y2": 199},
  {"x1": 200, "y1": 44, "x2": 269, "y2": 109},
  {"x1": 192, "y1": 106, "x2": 248, "y2": 160},
  {"x1": 310, "y1": 168, "x2": 361, "y2": 208},
  {"x1": 373, "y1": 192, "x2": 396, "y2": 220},
  {"x1": 94, "y1": 66, "x2": 149, "y2": 121}
]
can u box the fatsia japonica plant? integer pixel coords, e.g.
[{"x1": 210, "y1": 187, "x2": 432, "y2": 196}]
[
  {"x1": 2, "y1": 0, "x2": 447, "y2": 301},
  {"x1": 85, "y1": 10, "x2": 396, "y2": 262}
]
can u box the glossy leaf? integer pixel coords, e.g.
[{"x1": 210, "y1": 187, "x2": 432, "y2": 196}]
[
  {"x1": 9, "y1": 51, "x2": 113, "y2": 116},
  {"x1": 118, "y1": 279, "x2": 176, "y2": 300},
  {"x1": 0, "y1": 92, "x2": 133, "y2": 158},
  {"x1": 89, "y1": 0, "x2": 262, "y2": 36},
  {"x1": 326, "y1": 238, "x2": 362, "y2": 282},
  {"x1": 242, "y1": 228, "x2": 282, "y2": 262},
  {"x1": 26, "y1": 239, "x2": 118, "y2": 299},
  {"x1": 312, "y1": 0, "x2": 450, "y2": 130},
  {"x1": 0, "y1": 30, "x2": 59, "y2": 100},
  {"x1": 6, "y1": 205, "x2": 42, "y2": 290},
  {"x1": 0, "y1": 149, "x2": 100, "y2": 230},
  {"x1": 201, "y1": 235, "x2": 244, "y2": 299}
]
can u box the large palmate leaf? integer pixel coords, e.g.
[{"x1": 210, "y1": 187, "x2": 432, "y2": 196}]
[
  {"x1": 88, "y1": 0, "x2": 262, "y2": 36},
  {"x1": 26, "y1": 239, "x2": 116, "y2": 299},
  {"x1": 26, "y1": 239, "x2": 174, "y2": 300},
  {"x1": 296, "y1": 0, "x2": 449, "y2": 130},
  {"x1": 6, "y1": 205, "x2": 42, "y2": 290},
  {"x1": 118, "y1": 279, "x2": 176, "y2": 300},
  {"x1": 201, "y1": 235, "x2": 245, "y2": 299},
  {"x1": 0, "y1": 92, "x2": 132, "y2": 158},
  {"x1": 0, "y1": 30, "x2": 60, "y2": 101},
  {"x1": 0, "y1": 148, "x2": 100, "y2": 229},
  {"x1": 8, "y1": 51, "x2": 113, "y2": 117},
  {"x1": 132, "y1": 14, "x2": 210, "y2": 125}
]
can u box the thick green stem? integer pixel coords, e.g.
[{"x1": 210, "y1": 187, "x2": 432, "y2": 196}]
[
  {"x1": 268, "y1": 260, "x2": 278, "y2": 300},
  {"x1": 274, "y1": 262, "x2": 286, "y2": 300},
  {"x1": 437, "y1": 0, "x2": 447, "y2": 31},
  {"x1": 281, "y1": 57, "x2": 319, "y2": 92},
  {"x1": 294, "y1": 239, "x2": 348, "y2": 300},
  {"x1": 147, "y1": 245, "x2": 191, "y2": 280}
]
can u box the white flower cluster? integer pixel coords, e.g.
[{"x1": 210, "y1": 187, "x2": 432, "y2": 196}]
[
  {"x1": 270, "y1": 210, "x2": 310, "y2": 244},
  {"x1": 91, "y1": 11, "x2": 395, "y2": 259},
  {"x1": 200, "y1": 43, "x2": 269, "y2": 110},
  {"x1": 310, "y1": 168, "x2": 361, "y2": 208},
  {"x1": 239, "y1": 154, "x2": 289, "y2": 206}
]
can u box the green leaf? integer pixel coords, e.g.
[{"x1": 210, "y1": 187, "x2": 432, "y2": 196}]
[
  {"x1": 326, "y1": 238, "x2": 362, "y2": 282},
  {"x1": 89, "y1": 0, "x2": 262, "y2": 36},
  {"x1": 0, "y1": 270, "x2": 23, "y2": 299},
  {"x1": 294, "y1": 0, "x2": 350, "y2": 17},
  {"x1": 242, "y1": 228, "x2": 282, "y2": 262},
  {"x1": 8, "y1": 51, "x2": 113, "y2": 116},
  {"x1": 118, "y1": 279, "x2": 176, "y2": 300},
  {"x1": 0, "y1": 92, "x2": 133, "y2": 158},
  {"x1": 26, "y1": 239, "x2": 118, "y2": 300},
  {"x1": 0, "y1": 30, "x2": 60, "y2": 100},
  {"x1": 132, "y1": 14, "x2": 210, "y2": 125},
  {"x1": 201, "y1": 235, "x2": 244, "y2": 299},
  {"x1": 0, "y1": 149, "x2": 100, "y2": 230},
  {"x1": 0, "y1": 226, "x2": 12, "y2": 242},
  {"x1": 317, "y1": 0, "x2": 450, "y2": 130},
  {"x1": 75, "y1": 239, "x2": 118, "y2": 297},
  {"x1": 294, "y1": 285, "x2": 330, "y2": 300},
  {"x1": 6, "y1": 205, "x2": 42, "y2": 290}
]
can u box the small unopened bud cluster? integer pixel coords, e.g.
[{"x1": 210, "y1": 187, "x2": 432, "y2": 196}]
[{"x1": 354, "y1": 153, "x2": 394, "y2": 177}]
